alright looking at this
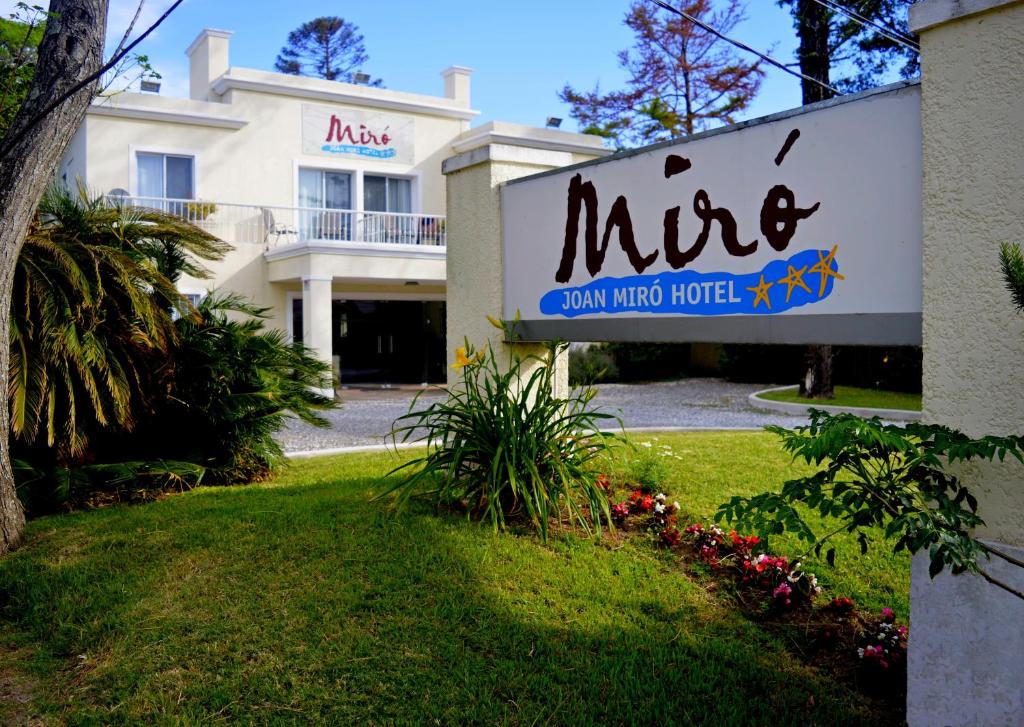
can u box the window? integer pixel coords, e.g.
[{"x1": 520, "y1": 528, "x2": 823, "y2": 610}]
[
  {"x1": 171, "y1": 292, "x2": 203, "y2": 321},
  {"x1": 364, "y1": 175, "x2": 411, "y2": 213},
  {"x1": 298, "y1": 168, "x2": 353, "y2": 240},
  {"x1": 137, "y1": 152, "x2": 194, "y2": 199},
  {"x1": 363, "y1": 175, "x2": 414, "y2": 243},
  {"x1": 298, "y1": 168, "x2": 352, "y2": 210}
]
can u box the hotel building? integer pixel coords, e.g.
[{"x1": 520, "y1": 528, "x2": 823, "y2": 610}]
[{"x1": 59, "y1": 28, "x2": 607, "y2": 386}]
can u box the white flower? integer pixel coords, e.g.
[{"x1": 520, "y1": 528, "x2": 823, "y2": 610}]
[
  {"x1": 640, "y1": 441, "x2": 652, "y2": 448},
  {"x1": 857, "y1": 648, "x2": 865, "y2": 659},
  {"x1": 672, "y1": 501, "x2": 681, "y2": 511},
  {"x1": 654, "y1": 503, "x2": 666, "y2": 514},
  {"x1": 655, "y1": 492, "x2": 666, "y2": 502}
]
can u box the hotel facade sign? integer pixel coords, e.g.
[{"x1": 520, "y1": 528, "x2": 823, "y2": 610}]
[
  {"x1": 500, "y1": 83, "x2": 922, "y2": 345},
  {"x1": 301, "y1": 104, "x2": 414, "y2": 164}
]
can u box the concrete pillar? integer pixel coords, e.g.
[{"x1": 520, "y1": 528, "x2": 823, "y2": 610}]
[
  {"x1": 442, "y1": 144, "x2": 579, "y2": 395},
  {"x1": 908, "y1": 1, "x2": 1024, "y2": 724},
  {"x1": 301, "y1": 275, "x2": 334, "y2": 395}
]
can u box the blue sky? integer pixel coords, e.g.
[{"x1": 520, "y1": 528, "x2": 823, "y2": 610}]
[{"x1": 4, "y1": 1, "x2": 818, "y2": 130}]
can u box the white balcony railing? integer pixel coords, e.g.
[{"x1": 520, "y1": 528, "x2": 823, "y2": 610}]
[{"x1": 108, "y1": 196, "x2": 447, "y2": 248}]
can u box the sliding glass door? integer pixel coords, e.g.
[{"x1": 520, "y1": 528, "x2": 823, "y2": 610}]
[
  {"x1": 298, "y1": 168, "x2": 352, "y2": 240},
  {"x1": 363, "y1": 175, "x2": 413, "y2": 243}
]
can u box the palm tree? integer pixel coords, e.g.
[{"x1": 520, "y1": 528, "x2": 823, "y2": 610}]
[{"x1": 9, "y1": 184, "x2": 229, "y2": 461}]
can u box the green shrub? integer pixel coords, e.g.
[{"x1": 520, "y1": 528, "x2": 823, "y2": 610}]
[
  {"x1": 716, "y1": 410, "x2": 1024, "y2": 599},
  {"x1": 382, "y1": 340, "x2": 619, "y2": 539},
  {"x1": 10, "y1": 186, "x2": 333, "y2": 512},
  {"x1": 117, "y1": 293, "x2": 334, "y2": 485},
  {"x1": 568, "y1": 345, "x2": 619, "y2": 385}
]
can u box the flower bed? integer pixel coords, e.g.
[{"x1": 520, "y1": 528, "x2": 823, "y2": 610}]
[{"x1": 596, "y1": 468, "x2": 909, "y2": 701}]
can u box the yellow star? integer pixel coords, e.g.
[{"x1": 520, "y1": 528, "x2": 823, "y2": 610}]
[
  {"x1": 808, "y1": 245, "x2": 845, "y2": 297},
  {"x1": 777, "y1": 264, "x2": 812, "y2": 302},
  {"x1": 746, "y1": 274, "x2": 774, "y2": 311}
]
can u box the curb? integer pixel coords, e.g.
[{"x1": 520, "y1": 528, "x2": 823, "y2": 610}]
[
  {"x1": 748, "y1": 385, "x2": 922, "y2": 422},
  {"x1": 284, "y1": 426, "x2": 767, "y2": 459}
]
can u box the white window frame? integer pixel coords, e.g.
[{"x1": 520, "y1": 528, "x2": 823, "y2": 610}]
[
  {"x1": 362, "y1": 173, "x2": 416, "y2": 215},
  {"x1": 129, "y1": 144, "x2": 200, "y2": 200},
  {"x1": 291, "y1": 159, "x2": 422, "y2": 215}
]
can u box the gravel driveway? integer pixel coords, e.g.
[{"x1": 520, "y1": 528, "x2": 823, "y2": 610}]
[{"x1": 278, "y1": 378, "x2": 809, "y2": 454}]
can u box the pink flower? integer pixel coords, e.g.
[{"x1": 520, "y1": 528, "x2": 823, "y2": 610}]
[{"x1": 881, "y1": 607, "x2": 895, "y2": 620}]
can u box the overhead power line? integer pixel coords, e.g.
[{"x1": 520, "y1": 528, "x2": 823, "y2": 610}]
[
  {"x1": 808, "y1": 0, "x2": 920, "y2": 52},
  {"x1": 650, "y1": 0, "x2": 843, "y2": 97}
]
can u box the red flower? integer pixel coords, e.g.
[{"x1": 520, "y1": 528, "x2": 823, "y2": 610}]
[{"x1": 659, "y1": 527, "x2": 682, "y2": 548}]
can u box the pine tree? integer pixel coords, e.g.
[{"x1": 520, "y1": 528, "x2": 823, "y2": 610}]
[
  {"x1": 275, "y1": 17, "x2": 382, "y2": 86},
  {"x1": 560, "y1": 0, "x2": 764, "y2": 147}
]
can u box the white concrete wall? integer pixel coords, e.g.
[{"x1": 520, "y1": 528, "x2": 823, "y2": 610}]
[
  {"x1": 909, "y1": 1, "x2": 1024, "y2": 724},
  {"x1": 82, "y1": 91, "x2": 464, "y2": 215},
  {"x1": 443, "y1": 145, "x2": 612, "y2": 392},
  {"x1": 77, "y1": 81, "x2": 469, "y2": 338},
  {"x1": 58, "y1": 122, "x2": 88, "y2": 189}
]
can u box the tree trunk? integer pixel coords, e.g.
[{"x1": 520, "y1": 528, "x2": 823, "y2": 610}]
[
  {"x1": 799, "y1": 344, "x2": 834, "y2": 399},
  {"x1": 795, "y1": 0, "x2": 835, "y2": 398},
  {"x1": 0, "y1": 0, "x2": 109, "y2": 555},
  {"x1": 796, "y1": 0, "x2": 834, "y2": 104}
]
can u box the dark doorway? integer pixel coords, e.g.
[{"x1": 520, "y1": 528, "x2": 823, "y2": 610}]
[{"x1": 292, "y1": 298, "x2": 446, "y2": 385}]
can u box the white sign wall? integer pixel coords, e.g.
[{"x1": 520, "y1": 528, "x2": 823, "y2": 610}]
[
  {"x1": 500, "y1": 83, "x2": 922, "y2": 344},
  {"x1": 301, "y1": 104, "x2": 415, "y2": 165}
]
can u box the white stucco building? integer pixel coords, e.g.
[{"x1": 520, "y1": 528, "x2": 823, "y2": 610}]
[{"x1": 60, "y1": 27, "x2": 607, "y2": 386}]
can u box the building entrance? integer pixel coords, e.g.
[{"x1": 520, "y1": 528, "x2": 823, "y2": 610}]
[{"x1": 293, "y1": 298, "x2": 446, "y2": 385}]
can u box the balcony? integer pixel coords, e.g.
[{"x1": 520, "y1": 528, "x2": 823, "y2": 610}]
[{"x1": 110, "y1": 196, "x2": 447, "y2": 249}]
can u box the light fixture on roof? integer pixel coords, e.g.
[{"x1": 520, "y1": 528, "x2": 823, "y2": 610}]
[
  {"x1": 546, "y1": 117, "x2": 562, "y2": 129},
  {"x1": 352, "y1": 72, "x2": 371, "y2": 85},
  {"x1": 140, "y1": 80, "x2": 161, "y2": 94}
]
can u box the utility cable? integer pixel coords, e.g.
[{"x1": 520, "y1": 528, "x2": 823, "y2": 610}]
[{"x1": 807, "y1": 0, "x2": 920, "y2": 52}]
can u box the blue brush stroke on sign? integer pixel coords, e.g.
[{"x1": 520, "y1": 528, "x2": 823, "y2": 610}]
[
  {"x1": 321, "y1": 144, "x2": 397, "y2": 159},
  {"x1": 539, "y1": 248, "x2": 840, "y2": 318}
]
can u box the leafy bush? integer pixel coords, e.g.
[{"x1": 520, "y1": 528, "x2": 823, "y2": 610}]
[
  {"x1": 115, "y1": 294, "x2": 334, "y2": 485},
  {"x1": 10, "y1": 185, "x2": 228, "y2": 460},
  {"x1": 382, "y1": 340, "x2": 619, "y2": 539},
  {"x1": 10, "y1": 187, "x2": 332, "y2": 512},
  {"x1": 568, "y1": 344, "x2": 618, "y2": 385},
  {"x1": 716, "y1": 411, "x2": 1024, "y2": 599}
]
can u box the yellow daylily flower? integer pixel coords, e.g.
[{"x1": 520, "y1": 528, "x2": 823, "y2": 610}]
[{"x1": 450, "y1": 346, "x2": 482, "y2": 370}]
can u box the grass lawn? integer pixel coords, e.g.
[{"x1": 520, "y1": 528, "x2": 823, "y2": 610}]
[
  {"x1": 0, "y1": 432, "x2": 909, "y2": 725},
  {"x1": 759, "y1": 385, "x2": 922, "y2": 412}
]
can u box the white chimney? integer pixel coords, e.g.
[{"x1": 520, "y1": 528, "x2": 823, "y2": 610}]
[
  {"x1": 441, "y1": 66, "x2": 473, "y2": 107},
  {"x1": 186, "y1": 28, "x2": 233, "y2": 102}
]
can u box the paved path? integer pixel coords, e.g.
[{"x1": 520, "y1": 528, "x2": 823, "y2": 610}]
[{"x1": 278, "y1": 378, "x2": 810, "y2": 453}]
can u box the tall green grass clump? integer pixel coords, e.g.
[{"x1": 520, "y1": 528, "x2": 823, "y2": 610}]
[{"x1": 383, "y1": 339, "x2": 619, "y2": 539}]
